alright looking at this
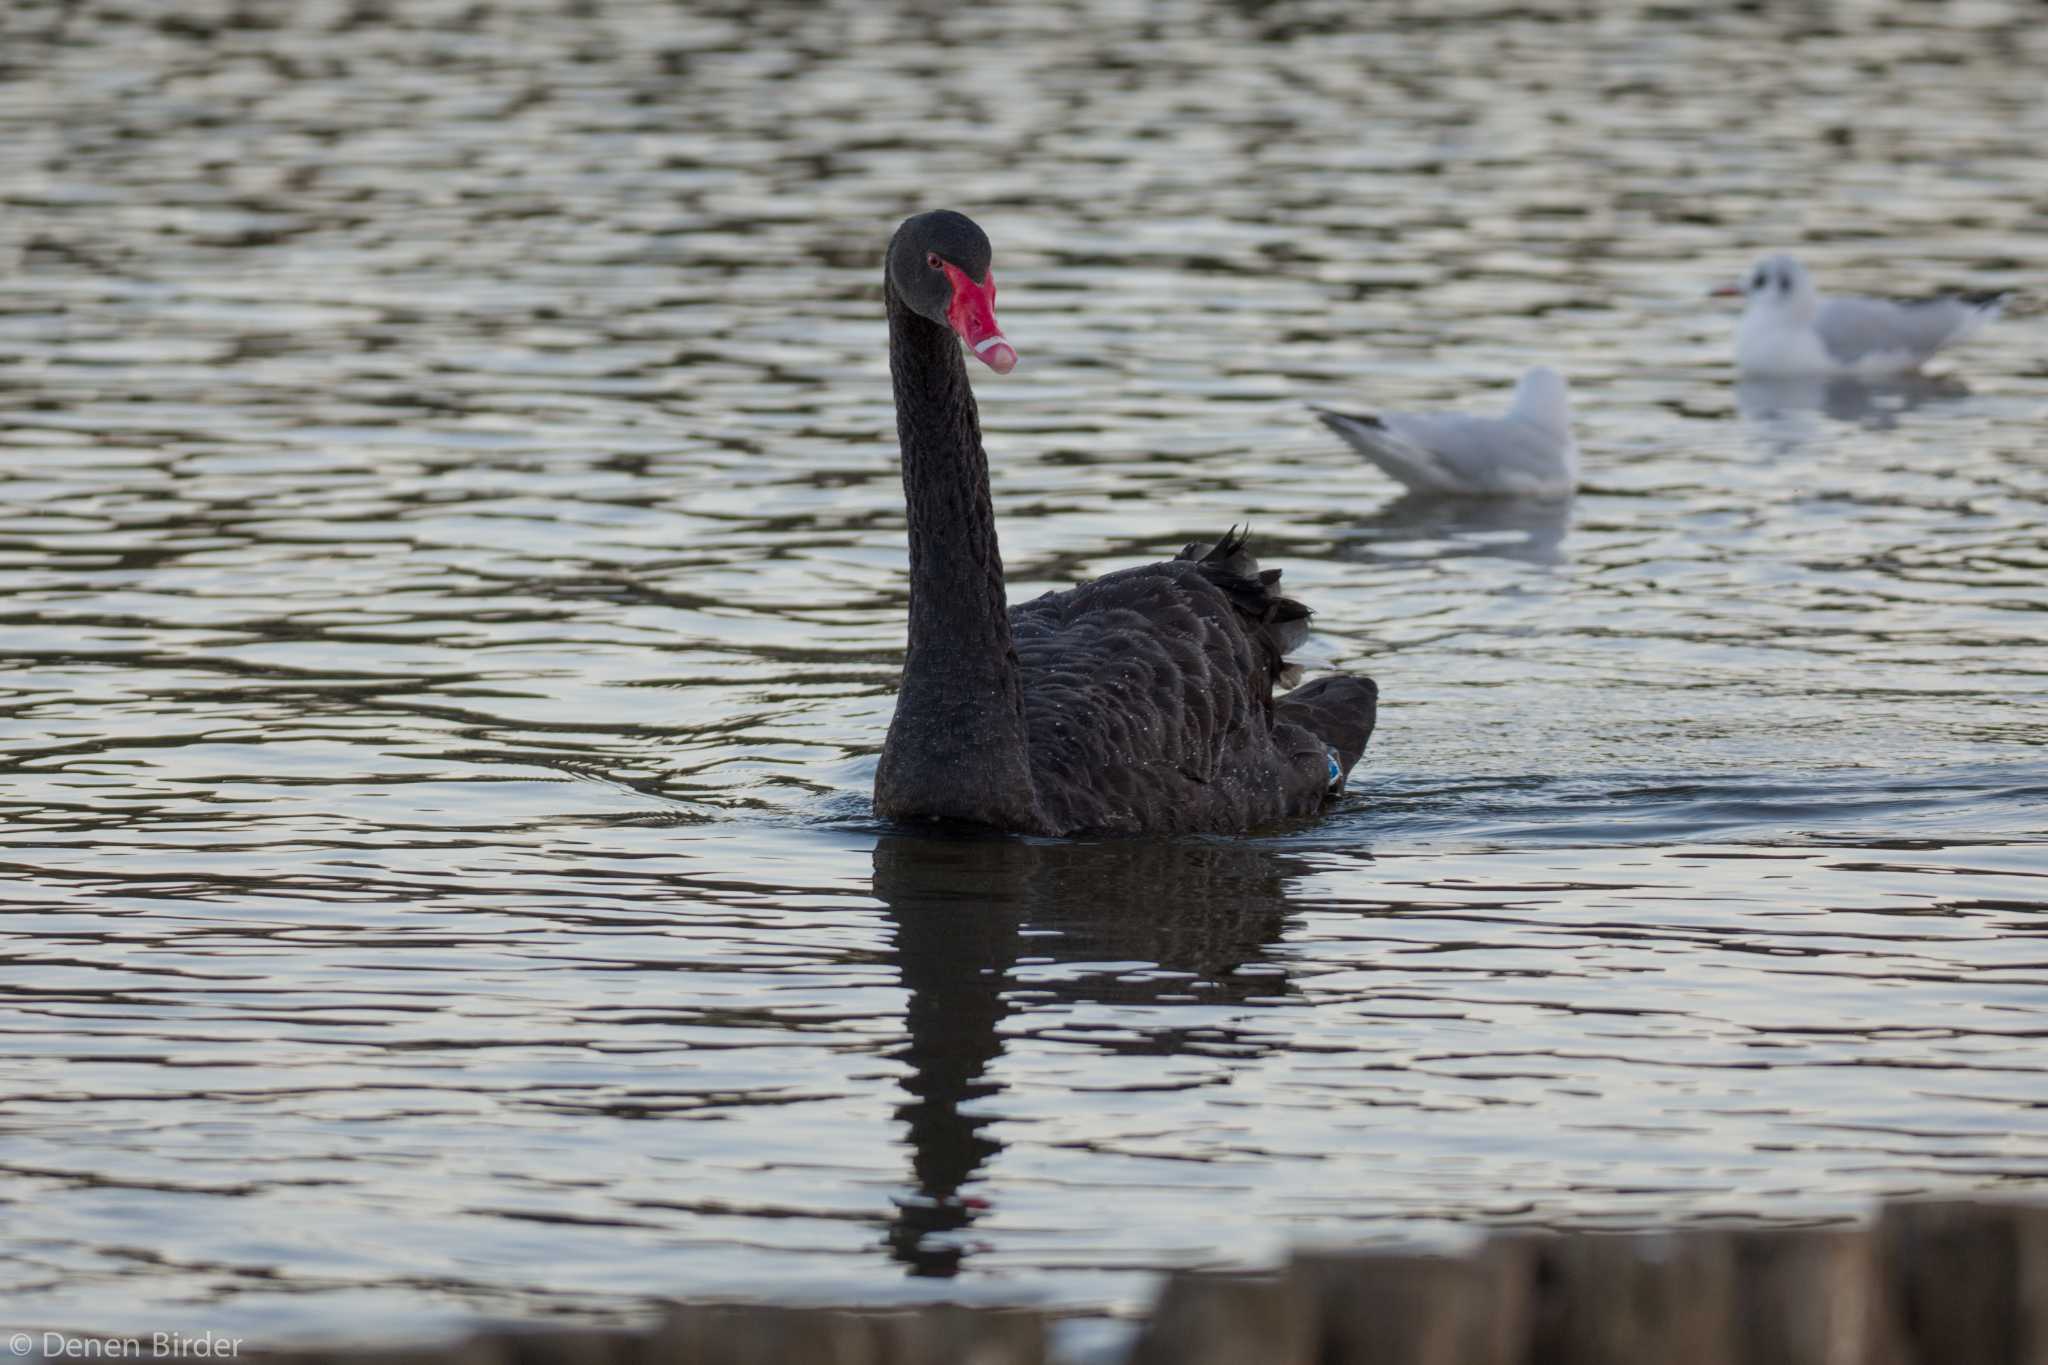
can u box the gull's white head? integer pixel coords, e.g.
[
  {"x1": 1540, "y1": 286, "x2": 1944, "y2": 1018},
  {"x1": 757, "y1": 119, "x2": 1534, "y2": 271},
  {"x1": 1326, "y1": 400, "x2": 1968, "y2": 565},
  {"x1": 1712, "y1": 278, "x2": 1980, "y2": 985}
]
[
  {"x1": 1510, "y1": 365, "x2": 1572, "y2": 433},
  {"x1": 1731, "y1": 253, "x2": 1818, "y2": 321}
]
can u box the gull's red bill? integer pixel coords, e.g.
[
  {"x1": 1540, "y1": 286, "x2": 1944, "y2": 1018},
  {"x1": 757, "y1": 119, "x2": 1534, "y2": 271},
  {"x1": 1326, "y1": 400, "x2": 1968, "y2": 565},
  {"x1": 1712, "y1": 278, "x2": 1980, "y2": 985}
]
[{"x1": 940, "y1": 261, "x2": 1016, "y2": 373}]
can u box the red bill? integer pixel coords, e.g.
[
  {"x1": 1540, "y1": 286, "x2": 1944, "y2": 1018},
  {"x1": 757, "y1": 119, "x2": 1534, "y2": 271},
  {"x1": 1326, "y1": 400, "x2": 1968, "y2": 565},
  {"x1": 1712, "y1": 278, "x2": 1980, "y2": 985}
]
[{"x1": 939, "y1": 260, "x2": 1016, "y2": 373}]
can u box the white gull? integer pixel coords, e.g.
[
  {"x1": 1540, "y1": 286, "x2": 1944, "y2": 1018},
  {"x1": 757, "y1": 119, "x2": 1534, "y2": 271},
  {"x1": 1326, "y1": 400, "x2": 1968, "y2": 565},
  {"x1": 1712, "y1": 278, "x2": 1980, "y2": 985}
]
[
  {"x1": 1314, "y1": 366, "x2": 1578, "y2": 500},
  {"x1": 1717, "y1": 254, "x2": 2007, "y2": 376}
]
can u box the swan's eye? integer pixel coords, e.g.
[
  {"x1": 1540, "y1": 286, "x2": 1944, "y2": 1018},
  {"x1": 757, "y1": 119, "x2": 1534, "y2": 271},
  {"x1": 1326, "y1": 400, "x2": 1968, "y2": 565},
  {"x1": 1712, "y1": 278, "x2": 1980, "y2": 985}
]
[
  {"x1": 1752, "y1": 271, "x2": 1767, "y2": 291},
  {"x1": 926, "y1": 252, "x2": 944, "y2": 271}
]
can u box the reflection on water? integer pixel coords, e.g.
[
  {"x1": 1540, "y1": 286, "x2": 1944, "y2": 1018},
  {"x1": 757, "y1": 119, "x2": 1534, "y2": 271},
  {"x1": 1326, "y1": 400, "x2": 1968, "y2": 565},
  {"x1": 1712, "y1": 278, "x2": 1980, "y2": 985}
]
[
  {"x1": 1738, "y1": 373, "x2": 1974, "y2": 431},
  {"x1": 1337, "y1": 492, "x2": 1574, "y2": 568},
  {"x1": 876, "y1": 836, "x2": 1298, "y2": 1276},
  {"x1": 0, "y1": 0, "x2": 2045, "y2": 1346}
]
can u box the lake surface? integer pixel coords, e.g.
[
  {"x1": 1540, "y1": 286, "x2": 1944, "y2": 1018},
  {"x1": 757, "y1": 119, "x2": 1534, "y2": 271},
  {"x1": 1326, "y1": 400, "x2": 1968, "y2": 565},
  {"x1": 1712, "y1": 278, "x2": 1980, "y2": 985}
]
[{"x1": 3, "y1": 0, "x2": 2046, "y2": 1346}]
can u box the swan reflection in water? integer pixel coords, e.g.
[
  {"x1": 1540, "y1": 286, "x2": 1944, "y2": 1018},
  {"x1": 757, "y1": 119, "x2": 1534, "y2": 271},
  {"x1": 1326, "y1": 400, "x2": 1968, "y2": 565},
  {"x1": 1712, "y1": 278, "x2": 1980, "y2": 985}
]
[
  {"x1": 869, "y1": 833, "x2": 1312, "y2": 1276},
  {"x1": 1737, "y1": 372, "x2": 1972, "y2": 431},
  {"x1": 1336, "y1": 491, "x2": 1574, "y2": 569}
]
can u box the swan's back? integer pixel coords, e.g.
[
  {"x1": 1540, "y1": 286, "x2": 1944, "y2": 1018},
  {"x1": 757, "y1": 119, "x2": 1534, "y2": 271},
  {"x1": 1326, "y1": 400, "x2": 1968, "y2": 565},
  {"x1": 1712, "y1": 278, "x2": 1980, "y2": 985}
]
[{"x1": 1008, "y1": 533, "x2": 1376, "y2": 834}]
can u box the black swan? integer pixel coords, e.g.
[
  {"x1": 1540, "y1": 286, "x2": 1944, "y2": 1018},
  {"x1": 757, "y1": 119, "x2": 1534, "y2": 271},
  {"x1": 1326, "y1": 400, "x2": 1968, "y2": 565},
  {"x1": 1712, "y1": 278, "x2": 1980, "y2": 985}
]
[{"x1": 875, "y1": 210, "x2": 1379, "y2": 836}]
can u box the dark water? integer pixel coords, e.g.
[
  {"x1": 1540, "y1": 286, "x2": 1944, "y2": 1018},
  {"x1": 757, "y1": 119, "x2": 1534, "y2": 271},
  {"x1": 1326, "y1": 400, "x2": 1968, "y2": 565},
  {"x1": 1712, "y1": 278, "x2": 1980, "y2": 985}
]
[{"x1": 3, "y1": 0, "x2": 2046, "y2": 1346}]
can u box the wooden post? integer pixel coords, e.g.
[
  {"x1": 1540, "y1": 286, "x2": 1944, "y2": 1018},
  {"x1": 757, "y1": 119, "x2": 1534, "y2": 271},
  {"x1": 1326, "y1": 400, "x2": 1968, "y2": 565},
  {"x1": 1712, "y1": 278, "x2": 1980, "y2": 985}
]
[
  {"x1": 646, "y1": 1303, "x2": 1043, "y2": 1365},
  {"x1": 250, "y1": 1342, "x2": 512, "y2": 1365},
  {"x1": 1130, "y1": 1271, "x2": 1314, "y2": 1365},
  {"x1": 1877, "y1": 1200, "x2": 2048, "y2": 1365},
  {"x1": 650, "y1": 1305, "x2": 879, "y2": 1365},
  {"x1": 1287, "y1": 1249, "x2": 1521, "y2": 1365},
  {"x1": 228, "y1": 1200, "x2": 2048, "y2": 1365},
  {"x1": 1719, "y1": 1226, "x2": 1899, "y2": 1365},
  {"x1": 486, "y1": 1329, "x2": 644, "y2": 1365},
  {"x1": 1488, "y1": 1230, "x2": 1740, "y2": 1365},
  {"x1": 868, "y1": 1306, "x2": 1045, "y2": 1365}
]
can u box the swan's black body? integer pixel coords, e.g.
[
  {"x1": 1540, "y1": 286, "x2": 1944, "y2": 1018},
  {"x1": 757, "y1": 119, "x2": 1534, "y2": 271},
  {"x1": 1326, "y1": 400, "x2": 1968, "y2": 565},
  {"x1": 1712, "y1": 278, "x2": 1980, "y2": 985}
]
[{"x1": 874, "y1": 211, "x2": 1378, "y2": 836}]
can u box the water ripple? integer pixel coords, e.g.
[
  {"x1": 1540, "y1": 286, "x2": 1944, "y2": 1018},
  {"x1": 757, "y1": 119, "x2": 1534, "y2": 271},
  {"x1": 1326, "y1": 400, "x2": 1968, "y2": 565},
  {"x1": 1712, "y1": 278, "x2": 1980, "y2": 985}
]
[{"x1": 1, "y1": 0, "x2": 2045, "y2": 1344}]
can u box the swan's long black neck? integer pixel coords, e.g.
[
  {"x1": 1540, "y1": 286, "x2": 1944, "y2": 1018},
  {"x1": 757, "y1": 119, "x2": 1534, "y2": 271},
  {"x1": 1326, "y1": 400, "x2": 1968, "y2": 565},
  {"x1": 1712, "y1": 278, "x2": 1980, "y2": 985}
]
[{"x1": 875, "y1": 278, "x2": 1046, "y2": 831}]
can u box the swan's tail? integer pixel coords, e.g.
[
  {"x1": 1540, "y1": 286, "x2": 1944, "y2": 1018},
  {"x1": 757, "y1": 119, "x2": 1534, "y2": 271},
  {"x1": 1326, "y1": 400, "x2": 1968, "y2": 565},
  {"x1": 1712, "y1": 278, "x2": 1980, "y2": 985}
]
[
  {"x1": 1178, "y1": 528, "x2": 1379, "y2": 790},
  {"x1": 1176, "y1": 528, "x2": 1311, "y2": 688},
  {"x1": 1275, "y1": 675, "x2": 1380, "y2": 781},
  {"x1": 1312, "y1": 406, "x2": 1443, "y2": 492}
]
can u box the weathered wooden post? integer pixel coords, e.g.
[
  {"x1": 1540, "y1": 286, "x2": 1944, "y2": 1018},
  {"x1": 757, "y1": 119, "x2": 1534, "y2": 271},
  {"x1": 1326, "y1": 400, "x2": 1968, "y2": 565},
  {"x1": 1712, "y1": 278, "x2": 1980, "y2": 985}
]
[
  {"x1": 1877, "y1": 1200, "x2": 2048, "y2": 1365},
  {"x1": 250, "y1": 1341, "x2": 515, "y2": 1365},
  {"x1": 1717, "y1": 1226, "x2": 1898, "y2": 1365},
  {"x1": 1481, "y1": 1224, "x2": 1900, "y2": 1365},
  {"x1": 1486, "y1": 1231, "x2": 1739, "y2": 1365},
  {"x1": 230, "y1": 1199, "x2": 2048, "y2": 1365},
  {"x1": 1286, "y1": 1249, "x2": 1521, "y2": 1365},
  {"x1": 867, "y1": 1305, "x2": 1045, "y2": 1365},
  {"x1": 486, "y1": 1327, "x2": 644, "y2": 1365},
  {"x1": 1129, "y1": 1271, "x2": 1315, "y2": 1365},
  {"x1": 644, "y1": 1303, "x2": 1043, "y2": 1365},
  {"x1": 650, "y1": 1304, "x2": 878, "y2": 1365}
]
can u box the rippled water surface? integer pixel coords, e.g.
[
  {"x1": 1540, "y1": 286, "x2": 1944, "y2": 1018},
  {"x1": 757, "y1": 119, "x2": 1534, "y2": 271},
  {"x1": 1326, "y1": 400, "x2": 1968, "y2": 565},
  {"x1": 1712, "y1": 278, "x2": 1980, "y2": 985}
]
[{"x1": 4, "y1": 0, "x2": 2048, "y2": 1344}]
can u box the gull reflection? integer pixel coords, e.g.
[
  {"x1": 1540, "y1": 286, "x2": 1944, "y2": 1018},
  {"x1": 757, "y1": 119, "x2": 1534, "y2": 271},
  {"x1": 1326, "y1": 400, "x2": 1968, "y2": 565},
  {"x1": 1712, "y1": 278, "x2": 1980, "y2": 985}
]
[
  {"x1": 1737, "y1": 372, "x2": 1972, "y2": 431},
  {"x1": 1336, "y1": 491, "x2": 1574, "y2": 569}
]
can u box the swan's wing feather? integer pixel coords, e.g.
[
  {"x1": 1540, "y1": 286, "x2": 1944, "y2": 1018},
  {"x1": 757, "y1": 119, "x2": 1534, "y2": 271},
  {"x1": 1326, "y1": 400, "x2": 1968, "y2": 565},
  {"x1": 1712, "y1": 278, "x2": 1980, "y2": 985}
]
[
  {"x1": 1175, "y1": 527, "x2": 1311, "y2": 663},
  {"x1": 1275, "y1": 674, "x2": 1379, "y2": 777},
  {"x1": 1011, "y1": 534, "x2": 1374, "y2": 833}
]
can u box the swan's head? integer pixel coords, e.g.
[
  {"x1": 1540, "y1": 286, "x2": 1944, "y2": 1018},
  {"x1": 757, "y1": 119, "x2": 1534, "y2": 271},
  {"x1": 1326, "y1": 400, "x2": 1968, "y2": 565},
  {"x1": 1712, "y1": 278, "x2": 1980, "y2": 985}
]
[
  {"x1": 1715, "y1": 254, "x2": 1818, "y2": 320},
  {"x1": 888, "y1": 210, "x2": 1015, "y2": 374},
  {"x1": 1511, "y1": 365, "x2": 1572, "y2": 431}
]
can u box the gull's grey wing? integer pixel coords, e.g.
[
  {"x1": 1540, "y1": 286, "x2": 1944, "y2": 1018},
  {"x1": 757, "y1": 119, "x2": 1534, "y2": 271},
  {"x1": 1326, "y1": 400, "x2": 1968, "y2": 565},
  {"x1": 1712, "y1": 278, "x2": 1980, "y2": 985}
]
[
  {"x1": 1814, "y1": 294, "x2": 2002, "y2": 368},
  {"x1": 1377, "y1": 411, "x2": 1572, "y2": 496}
]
